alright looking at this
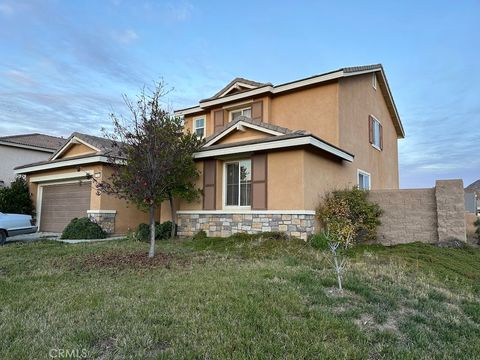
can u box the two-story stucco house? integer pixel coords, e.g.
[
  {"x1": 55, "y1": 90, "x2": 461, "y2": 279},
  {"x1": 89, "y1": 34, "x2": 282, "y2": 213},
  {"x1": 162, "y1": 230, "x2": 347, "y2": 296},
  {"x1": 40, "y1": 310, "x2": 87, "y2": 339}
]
[
  {"x1": 16, "y1": 64, "x2": 404, "y2": 239},
  {"x1": 167, "y1": 64, "x2": 405, "y2": 239}
]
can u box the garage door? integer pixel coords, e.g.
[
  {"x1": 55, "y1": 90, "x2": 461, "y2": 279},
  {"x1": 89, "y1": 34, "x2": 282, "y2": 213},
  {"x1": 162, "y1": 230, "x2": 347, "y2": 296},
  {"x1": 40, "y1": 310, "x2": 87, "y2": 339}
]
[{"x1": 40, "y1": 182, "x2": 92, "y2": 232}]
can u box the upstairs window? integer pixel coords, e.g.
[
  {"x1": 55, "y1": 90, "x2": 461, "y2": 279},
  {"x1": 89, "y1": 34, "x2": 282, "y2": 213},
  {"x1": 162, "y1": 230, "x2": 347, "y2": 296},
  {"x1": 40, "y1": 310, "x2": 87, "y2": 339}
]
[
  {"x1": 225, "y1": 159, "x2": 251, "y2": 207},
  {"x1": 369, "y1": 115, "x2": 383, "y2": 150},
  {"x1": 358, "y1": 170, "x2": 371, "y2": 190},
  {"x1": 230, "y1": 107, "x2": 251, "y2": 122},
  {"x1": 193, "y1": 117, "x2": 205, "y2": 139},
  {"x1": 372, "y1": 73, "x2": 377, "y2": 90}
]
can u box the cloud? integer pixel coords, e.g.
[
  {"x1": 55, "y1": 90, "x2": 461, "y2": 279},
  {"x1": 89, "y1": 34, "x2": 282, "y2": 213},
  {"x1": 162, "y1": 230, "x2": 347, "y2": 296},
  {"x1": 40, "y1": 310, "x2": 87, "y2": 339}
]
[
  {"x1": 112, "y1": 29, "x2": 139, "y2": 44},
  {"x1": 4, "y1": 69, "x2": 36, "y2": 86}
]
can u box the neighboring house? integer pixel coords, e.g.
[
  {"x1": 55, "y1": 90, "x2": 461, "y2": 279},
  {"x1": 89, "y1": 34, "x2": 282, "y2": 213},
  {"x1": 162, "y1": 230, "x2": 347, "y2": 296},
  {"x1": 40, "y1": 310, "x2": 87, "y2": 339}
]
[
  {"x1": 15, "y1": 132, "x2": 153, "y2": 234},
  {"x1": 465, "y1": 180, "x2": 480, "y2": 213},
  {"x1": 167, "y1": 64, "x2": 405, "y2": 239},
  {"x1": 0, "y1": 133, "x2": 66, "y2": 187}
]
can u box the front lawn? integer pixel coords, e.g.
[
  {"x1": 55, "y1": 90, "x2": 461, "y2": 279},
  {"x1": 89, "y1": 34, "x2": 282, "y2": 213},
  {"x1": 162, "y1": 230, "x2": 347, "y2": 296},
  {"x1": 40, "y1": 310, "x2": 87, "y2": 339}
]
[{"x1": 0, "y1": 236, "x2": 479, "y2": 359}]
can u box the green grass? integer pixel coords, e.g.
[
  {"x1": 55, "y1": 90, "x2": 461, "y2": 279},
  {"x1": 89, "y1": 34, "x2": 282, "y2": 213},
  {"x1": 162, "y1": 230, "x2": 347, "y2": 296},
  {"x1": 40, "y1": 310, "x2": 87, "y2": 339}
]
[{"x1": 0, "y1": 236, "x2": 479, "y2": 359}]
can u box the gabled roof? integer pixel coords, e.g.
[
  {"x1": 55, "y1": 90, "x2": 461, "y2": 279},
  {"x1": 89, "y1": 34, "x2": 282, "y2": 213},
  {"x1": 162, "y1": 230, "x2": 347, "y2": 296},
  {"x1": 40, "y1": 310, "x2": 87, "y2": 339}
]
[
  {"x1": 203, "y1": 116, "x2": 307, "y2": 147},
  {"x1": 196, "y1": 116, "x2": 353, "y2": 162},
  {"x1": 175, "y1": 64, "x2": 405, "y2": 138},
  {"x1": 466, "y1": 180, "x2": 480, "y2": 194},
  {"x1": 205, "y1": 77, "x2": 271, "y2": 101},
  {"x1": 0, "y1": 133, "x2": 66, "y2": 152},
  {"x1": 50, "y1": 132, "x2": 118, "y2": 160}
]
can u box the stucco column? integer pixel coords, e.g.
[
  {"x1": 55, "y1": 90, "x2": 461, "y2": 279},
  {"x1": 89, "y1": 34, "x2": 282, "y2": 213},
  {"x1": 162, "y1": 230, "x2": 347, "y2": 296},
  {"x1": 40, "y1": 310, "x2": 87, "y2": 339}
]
[{"x1": 435, "y1": 180, "x2": 467, "y2": 242}]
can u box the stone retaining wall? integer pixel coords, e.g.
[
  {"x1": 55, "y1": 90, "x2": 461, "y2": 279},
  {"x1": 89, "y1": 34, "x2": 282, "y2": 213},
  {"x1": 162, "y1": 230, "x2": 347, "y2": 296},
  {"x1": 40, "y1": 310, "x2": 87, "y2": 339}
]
[
  {"x1": 87, "y1": 210, "x2": 116, "y2": 234},
  {"x1": 177, "y1": 212, "x2": 316, "y2": 240},
  {"x1": 369, "y1": 180, "x2": 467, "y2": 245}
]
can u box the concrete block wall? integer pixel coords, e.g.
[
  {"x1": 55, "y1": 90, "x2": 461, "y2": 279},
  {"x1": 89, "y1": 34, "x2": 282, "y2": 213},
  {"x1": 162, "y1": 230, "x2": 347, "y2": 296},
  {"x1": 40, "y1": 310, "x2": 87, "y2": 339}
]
[{"x1": 369, "y1": 179, "x2": 467, "y2": 245}]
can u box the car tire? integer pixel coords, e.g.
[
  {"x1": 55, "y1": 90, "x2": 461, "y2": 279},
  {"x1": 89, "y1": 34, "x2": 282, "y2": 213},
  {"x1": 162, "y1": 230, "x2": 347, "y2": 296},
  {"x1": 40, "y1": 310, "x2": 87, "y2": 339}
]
[{"x1": 0, "y1": 230, "x2": 6, "y2": 246}]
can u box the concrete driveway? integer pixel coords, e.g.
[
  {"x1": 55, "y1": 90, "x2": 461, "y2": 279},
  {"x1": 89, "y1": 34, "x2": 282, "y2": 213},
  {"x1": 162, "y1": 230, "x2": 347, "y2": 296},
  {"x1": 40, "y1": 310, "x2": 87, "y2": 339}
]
[{"x1": 5, "y1": 232, "x2": 60, "y2": 244}]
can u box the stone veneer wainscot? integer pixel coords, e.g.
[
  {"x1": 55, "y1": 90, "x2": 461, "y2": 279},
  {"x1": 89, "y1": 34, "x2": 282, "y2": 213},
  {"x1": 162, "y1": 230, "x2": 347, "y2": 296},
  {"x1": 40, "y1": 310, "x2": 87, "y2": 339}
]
[{"x1": 177, "y1": 211, "x2": 317, "y2": 240}]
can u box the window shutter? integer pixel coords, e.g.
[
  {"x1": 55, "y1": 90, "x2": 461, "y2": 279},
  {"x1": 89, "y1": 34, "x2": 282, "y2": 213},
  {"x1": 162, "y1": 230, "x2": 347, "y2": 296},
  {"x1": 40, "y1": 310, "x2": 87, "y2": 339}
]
[
  {"x1": 203, "y1": 160, "x2": 216, "y2": 210},
  {"x1": 251, "y1": 153, "x2": 267, "y2": 210},
  {"x1": 214, "y1": 110, "x2": 224, "y2": 132},
  {"x1": 368, "y1": 115, "x2": 374, "y2": 144},
  {"x1": 251, "y1": 101, "x2": 263, "y2": 121},
  {"x1": 379, "y1": 123, "x2": 384, "y2": 150}
]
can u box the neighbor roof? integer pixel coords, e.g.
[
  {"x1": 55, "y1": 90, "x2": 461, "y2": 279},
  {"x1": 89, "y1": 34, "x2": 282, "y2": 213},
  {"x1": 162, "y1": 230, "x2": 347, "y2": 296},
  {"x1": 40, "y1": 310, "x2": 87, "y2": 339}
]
[
  {"x1": 50, "y1": 132, "x2": 120, "y2": 160},
  {"x1": 466, "y1": 180, "x2": 480, "y2": 194},
  {"x1": 175, "y1": 64, "x2": 405, "y2": 138},
  {"x1": 0, "y1": 133, "x2": 66, "y2": 152}
]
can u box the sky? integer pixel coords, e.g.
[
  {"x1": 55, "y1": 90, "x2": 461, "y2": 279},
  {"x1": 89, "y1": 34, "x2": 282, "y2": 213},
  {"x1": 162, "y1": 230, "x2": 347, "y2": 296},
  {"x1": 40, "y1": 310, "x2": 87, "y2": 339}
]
[{"x1": 0, "y1": 0, "x2": 479, "y2": 188}]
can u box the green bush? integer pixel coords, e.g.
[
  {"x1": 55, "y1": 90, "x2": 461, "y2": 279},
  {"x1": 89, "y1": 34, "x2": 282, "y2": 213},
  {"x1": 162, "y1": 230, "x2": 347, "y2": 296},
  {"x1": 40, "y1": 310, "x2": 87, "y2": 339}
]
[
  {"x1": 309, "y1": 233, "x2": 330, "y2": 250},
  {"x1": 0, "y1": 176, "x2": 34, "y2": 215},
  {"x1": 317, "y1": 187, "x2": 382, "y2": 245},
  {"x1": 61, "y1": 217, "x2": 107, "y2": 239},
  {"x1": 192, "y1": 230, "x2": 207, "y2": 240},
  {"x1": 135, "y1": 221, "x2": 173, "y2": 242}
]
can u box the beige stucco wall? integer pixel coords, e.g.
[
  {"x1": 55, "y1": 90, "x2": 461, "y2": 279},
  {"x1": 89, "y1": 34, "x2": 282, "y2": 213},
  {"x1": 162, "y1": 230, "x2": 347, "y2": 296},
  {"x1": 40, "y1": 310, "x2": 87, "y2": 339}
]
[
  {"x1": 303, "y1": 150, "x2": 353, "y2": 210},
  {"x1": 267, "y1": 150, "x2": 305, "y2": 210},
  {"x1": 27, "y1": 164, "x2": 158, "y2": 235},
  {"x1": 61, "y1": 143, "x2": 97, "y2": 158},
  {"x1": 465, "y1": 213, "x2": 478, "y2": 243},
  {"x1": 270, "y1": 83, "x2": 339, "y2": 145},
  {"x1": 338, "y1": 74, "x2": 399, "y2": 189},
  {"x1": 216, "y1": 128, "x2": 273, "y2": 145}
]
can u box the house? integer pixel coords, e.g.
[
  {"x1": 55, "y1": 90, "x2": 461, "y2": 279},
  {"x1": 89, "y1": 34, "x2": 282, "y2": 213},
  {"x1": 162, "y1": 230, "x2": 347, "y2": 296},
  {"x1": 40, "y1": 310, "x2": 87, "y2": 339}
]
[
  {"x1": 166, "y1": 64, "x2": 405, "y2": 239},
  {"x1": 465, "y1": 180, "x2": 480, "y2": 214},
  {"x1": 15, "y1": 132, "x2": 154, "y2": 234},
  {"x1": 0, "y1": 133, "x2": 66, "y2": 187},
  {"x1": 15, "y1": 64, "x2": 404, "y2": 239}
]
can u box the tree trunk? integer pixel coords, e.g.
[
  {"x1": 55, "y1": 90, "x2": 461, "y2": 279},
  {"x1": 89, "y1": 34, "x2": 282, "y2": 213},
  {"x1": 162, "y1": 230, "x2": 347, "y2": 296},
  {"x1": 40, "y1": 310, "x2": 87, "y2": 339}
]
[
  {"x1": 169, "y1": 194, "x2": 176, "y2": 238},
  {"x1": 148, "y1": 205, "x2": 156, "y2": 258}
]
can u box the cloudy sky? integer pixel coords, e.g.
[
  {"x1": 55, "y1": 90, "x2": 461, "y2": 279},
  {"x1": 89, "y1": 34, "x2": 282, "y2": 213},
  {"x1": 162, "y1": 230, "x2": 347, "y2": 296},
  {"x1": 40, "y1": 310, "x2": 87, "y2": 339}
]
[{"x1": 0, "y1": 0, "x2": 479, "y2": 188}]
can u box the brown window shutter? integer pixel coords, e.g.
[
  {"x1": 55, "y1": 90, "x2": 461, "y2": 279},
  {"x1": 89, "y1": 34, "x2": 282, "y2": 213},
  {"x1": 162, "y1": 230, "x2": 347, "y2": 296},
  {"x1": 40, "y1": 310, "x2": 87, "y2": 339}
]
[
  {"x1": 251, "y1": 101, "x2": 263, "y2": 121},
  {"x1": 368, "y1": 115, "x2": 374, "y2": 144},
  {"x1": 214, "y1": 110, "x2": 224, "y2": 132},
  {"x1": 251, "y1": 153, "x2": 267, "y2": 210},
  {"x1": 203, "y1": 160, "x2": 216, "y2": 210},
  {"x1": 379, "y1": 123, "x2": 383, "y2": 150}
]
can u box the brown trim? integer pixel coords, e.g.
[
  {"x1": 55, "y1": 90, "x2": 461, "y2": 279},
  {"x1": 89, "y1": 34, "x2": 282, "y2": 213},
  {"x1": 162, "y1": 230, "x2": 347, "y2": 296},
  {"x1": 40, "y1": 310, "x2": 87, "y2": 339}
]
[
  {"x1": 214, "y1": 110, "x2": 225, "y2": 132},
  {"x1": 379, "y1": 123, "x2": 384, "y2": 150},
  {"x1": 251, "y1": 153, "x2": 268, "y2": 210},
  {"x1": 368, "y1": 115, "x2": 374, "y2": 144},
  {"x1": 202, "y1": 159, "x2": 216, "y2": 210},
  {"x1": 251, "y1": 101, "x2": 263, "y2": 122}
]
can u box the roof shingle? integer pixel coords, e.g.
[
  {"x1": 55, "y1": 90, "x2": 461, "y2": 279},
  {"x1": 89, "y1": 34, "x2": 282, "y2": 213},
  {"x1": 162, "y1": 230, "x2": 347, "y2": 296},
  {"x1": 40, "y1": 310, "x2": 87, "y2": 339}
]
[{"x1": 0, "y1": 133, "x2": 66, "y2": 152}]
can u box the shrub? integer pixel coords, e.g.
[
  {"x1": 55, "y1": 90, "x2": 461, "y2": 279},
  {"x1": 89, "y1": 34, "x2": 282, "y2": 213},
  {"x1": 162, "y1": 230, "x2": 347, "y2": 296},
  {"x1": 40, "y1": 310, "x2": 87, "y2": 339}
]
[
  {"x1": 61, "y1": 217, "x2": 107, "y2": 239},
  {"x1": 317, "y1": 187, "x2": 382, "y2": 244},
  {"x1": 0, "y1": 176, "x2": 34, "y2": 215},
  {"x1": 135, "y1": 221, "x2": 174, "y2": 242},
  {"x1": 309, "y1": 232, "x2": 329, "y2": 250},
  {"x1": 192, "y1": 230, "x2": 207, "y2": 240}
]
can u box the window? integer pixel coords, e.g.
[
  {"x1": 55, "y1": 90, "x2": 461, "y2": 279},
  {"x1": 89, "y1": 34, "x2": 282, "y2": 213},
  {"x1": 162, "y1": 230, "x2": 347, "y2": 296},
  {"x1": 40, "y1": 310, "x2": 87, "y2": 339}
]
[
  {"x1": 372, "y1": 73, "x2": 377, "y2": 90},
  {"x1": 230, "y1": 107, "x2": 252, "y2": 122},
  {"x1": 358, "y1": 170, "x2": 371, "y2": 190},
  {"x1": 193, "y1": 117, "x2": 205, "y2": 139},
  {"x1": 225, "y1": 159, "x2": 251, "y2": 207},
  {"x1": 369, "y1": 115, "x2": 382, "y2": 150}
]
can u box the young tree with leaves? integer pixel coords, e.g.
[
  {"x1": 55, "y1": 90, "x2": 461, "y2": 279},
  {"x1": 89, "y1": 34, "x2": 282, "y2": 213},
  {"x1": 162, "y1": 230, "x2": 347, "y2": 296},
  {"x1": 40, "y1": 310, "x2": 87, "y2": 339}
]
[{"x1": 96, "y1": 82, "x2": 202, "y2": 257}]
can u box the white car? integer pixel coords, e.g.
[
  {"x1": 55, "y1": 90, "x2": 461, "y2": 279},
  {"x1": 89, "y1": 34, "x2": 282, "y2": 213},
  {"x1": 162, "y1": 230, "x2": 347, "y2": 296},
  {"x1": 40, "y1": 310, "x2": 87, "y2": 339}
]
[{"x1": 0, "y1": 212, "x2": 37, "y2": 245}]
